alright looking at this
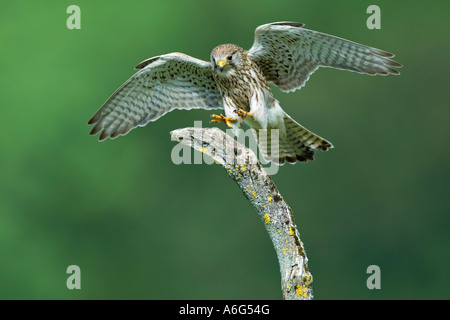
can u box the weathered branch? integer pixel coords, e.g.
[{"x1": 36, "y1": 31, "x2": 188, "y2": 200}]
[{"x1": 170, "y1": 127, "x2": 313, "y2": 300}]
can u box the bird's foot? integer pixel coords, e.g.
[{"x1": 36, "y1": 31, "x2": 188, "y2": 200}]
[
  {"x1": 235, "y1": 109, "x2": 253, "y2": 125},
  {"x1": 211, "y1": 114, "x2": 237, "y2": 128}
]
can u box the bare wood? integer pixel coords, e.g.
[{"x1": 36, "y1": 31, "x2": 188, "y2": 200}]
[{"x1": 170, "y1": 127, "x2": 313, "y2": 300}]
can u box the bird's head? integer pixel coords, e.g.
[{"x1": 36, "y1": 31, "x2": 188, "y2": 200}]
[{"x1": 211, "y1": 44, "x2": 244, "y2": 77}]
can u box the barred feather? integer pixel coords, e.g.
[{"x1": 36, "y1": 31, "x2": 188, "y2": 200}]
[
  {"x1": 88, "y1": 53, "x2": 223, "y2": 141},
  {"x1": 255, "y1": 113, "x2": 332, "y2": 164},
  {"x1": 249, "y1": 22, "x2": 402, "y2": 92}
]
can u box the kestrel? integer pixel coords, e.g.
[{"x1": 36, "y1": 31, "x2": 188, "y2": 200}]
[{"x1": 88, "y1": 22, "x2": 401, "y2": 163}]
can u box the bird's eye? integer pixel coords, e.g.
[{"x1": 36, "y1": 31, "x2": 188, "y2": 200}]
[{"x1": 226, "y1": 55, "x2": 233, "y2": 62}]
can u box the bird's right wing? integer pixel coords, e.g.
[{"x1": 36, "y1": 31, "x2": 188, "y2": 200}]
[
  {"x1": 88, "y1": 53, "x2": 223, "y2": 141},
  {"x1": 248, "y1": 22, "x2": 402, "y2": 93}
]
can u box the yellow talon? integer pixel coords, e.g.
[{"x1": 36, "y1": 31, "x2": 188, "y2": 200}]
[
  {"x1": 235, "y1": 109, "x2": 253, "y2": 124},
  {"x1": 211, "y1": 114, "x2": 236, "y2": 128}
]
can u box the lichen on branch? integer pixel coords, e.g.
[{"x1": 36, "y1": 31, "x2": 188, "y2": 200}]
[{"x1": 170, "y1": 127, "x2": 313, "y2": 300}]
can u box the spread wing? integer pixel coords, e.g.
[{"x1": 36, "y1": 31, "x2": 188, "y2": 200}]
[
  {"x1": 88, "y1": 53, "x2": 223, "y2": 141},
  {"x1": 248, "y1": 22, "x2": 402, "y2": 92}
]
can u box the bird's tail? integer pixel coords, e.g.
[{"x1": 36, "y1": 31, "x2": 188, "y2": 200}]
[{"x1": 255, "y1": 112, "x2": 333, "y2": 164}]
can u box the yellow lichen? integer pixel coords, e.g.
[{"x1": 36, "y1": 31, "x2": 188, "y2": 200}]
[
  {"x1": 268, "y1": 196, "x2": 272, "y2": 202},
  {"x1": 289, "y1": 227, "x2": 295, "y2": 236},
  {"x1": 302, "y1": 274, "x2": 312, "y2": 286},
  {"x1": 263, "y1": 213, "x2": 270, "y2": 224},
  {"x1": 277, "y1": 229, "x2": 281, "y2": 233},
  {"x1": 201, "y1": 147, "x2": 206, "y2": 153},
  {"x1": 295, "y1": 285, "x2": 307, "y2": 298}
]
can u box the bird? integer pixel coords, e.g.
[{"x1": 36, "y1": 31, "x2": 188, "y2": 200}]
[{"x1": 88, "y1": 21, "x2": 401, "y2": 164}]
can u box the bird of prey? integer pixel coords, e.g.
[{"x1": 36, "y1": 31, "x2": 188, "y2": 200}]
[{"x1": 88, "y1": 22, "x2": 401, "y2": 164}]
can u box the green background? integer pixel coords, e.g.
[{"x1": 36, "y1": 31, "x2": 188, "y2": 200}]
[{"x1": 1, "y1": 0, "x2": 449, "y2": 299}]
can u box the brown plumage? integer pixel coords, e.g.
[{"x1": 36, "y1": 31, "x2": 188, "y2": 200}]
[
  {"x1": 209, "y1": 43, "x2": 334, "y2": 163},
  {"x1": 88, "y1": 22, "x2": 401, "y2": 164}
]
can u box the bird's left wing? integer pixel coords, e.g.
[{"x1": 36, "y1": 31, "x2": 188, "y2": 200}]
[
  {"x1": 88, "y1": 53, "x2": 223, "y2": 141},
  {"x1": 248, "y1": 22, "x2": 402, "y2": 93}
]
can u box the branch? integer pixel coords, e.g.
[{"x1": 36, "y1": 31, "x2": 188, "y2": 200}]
[{"x1": 170, "y1": 127, "x2": 313, "y2": 300}]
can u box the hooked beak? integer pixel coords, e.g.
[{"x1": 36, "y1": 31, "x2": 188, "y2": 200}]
[{"x1": 217, "y1": 60, "x2": 226, "y2": 71}]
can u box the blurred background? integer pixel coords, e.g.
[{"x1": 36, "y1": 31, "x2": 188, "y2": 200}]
[{"x1": 1, "y1": 0, "x2": 448, "y2": 299}]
